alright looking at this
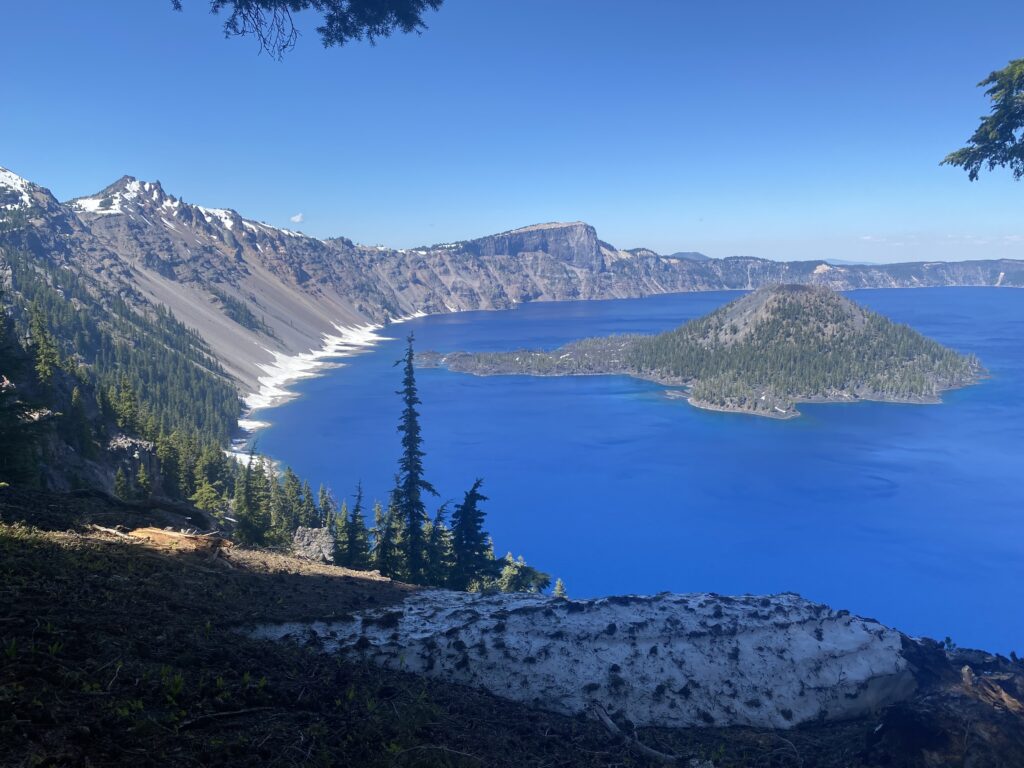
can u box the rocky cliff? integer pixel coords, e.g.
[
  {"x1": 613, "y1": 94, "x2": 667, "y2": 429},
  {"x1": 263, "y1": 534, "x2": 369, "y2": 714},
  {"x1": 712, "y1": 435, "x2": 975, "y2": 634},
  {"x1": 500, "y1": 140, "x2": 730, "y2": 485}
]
[{"x1": 2, "y1": 165, "x2": 1021, "y2": 398}]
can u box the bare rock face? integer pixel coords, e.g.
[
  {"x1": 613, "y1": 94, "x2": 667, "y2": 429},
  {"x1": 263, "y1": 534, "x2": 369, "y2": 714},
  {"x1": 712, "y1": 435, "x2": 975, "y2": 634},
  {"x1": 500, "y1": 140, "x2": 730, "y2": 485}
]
[
  {"x1": 252, "y1": 591, "x2": 918, "y2": 729},
  {"x1": 291, "y1": 526, "x2": 336, "y2": 564},
  {"x1": 468, "y1": 222, "x2": 605, "y2": 272},
  {"x1": 4, "y1": 165, "x2": 1024, "y2": 397}
]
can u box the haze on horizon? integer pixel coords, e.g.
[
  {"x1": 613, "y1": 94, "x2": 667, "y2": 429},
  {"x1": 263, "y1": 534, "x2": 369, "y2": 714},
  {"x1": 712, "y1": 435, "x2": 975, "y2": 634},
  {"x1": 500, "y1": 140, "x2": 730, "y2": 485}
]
[{"x1": 2, "y1": 0, "x2": 1023, "y2": 264}]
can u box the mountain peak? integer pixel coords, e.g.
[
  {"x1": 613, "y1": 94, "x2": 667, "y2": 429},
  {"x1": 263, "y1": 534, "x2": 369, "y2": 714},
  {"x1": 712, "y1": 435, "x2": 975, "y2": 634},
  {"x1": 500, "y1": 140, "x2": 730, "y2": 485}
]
[
  {"x1": 70, "y1": 176, "x2": 175, "y2": 217},
  {"x1": 0, "y1": 166, "x2": 35, "y2": 210}
]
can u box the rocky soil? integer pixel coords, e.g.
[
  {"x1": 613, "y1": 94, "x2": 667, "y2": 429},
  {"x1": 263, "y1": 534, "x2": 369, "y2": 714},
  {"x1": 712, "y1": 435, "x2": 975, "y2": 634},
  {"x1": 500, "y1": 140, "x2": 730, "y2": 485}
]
[{"x1": 3, "y1": 489, "x2": 1022, "y2": 767}]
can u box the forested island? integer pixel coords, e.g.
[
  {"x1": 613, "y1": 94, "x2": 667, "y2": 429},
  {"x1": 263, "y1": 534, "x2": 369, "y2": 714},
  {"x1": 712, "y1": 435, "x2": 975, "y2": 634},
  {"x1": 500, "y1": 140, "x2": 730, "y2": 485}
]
[{"x1": 420, "y1": 285, "x2": 984, "y2": 418}]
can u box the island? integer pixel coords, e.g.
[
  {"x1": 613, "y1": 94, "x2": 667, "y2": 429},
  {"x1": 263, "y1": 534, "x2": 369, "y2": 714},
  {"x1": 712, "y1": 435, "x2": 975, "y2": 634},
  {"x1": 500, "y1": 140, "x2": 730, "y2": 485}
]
[{"x1": 419, "y1": 284, "x2": 985, "y2": 418}]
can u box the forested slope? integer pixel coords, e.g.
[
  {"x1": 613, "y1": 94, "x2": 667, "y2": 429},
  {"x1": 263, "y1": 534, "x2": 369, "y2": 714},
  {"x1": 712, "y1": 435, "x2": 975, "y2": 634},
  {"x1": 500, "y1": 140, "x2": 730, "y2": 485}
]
[{"x1": 427, "y1": 285, "x2": 984, "y2": 417}]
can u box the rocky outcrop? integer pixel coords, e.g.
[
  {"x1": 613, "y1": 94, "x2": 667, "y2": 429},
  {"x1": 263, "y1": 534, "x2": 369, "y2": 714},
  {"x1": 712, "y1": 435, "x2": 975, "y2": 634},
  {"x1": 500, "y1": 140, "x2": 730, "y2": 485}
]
[
  {"x1": 253, "y1": 590, "x2": 921, "y2": 729},
  {"x1": 464, "y1": 221, "x2": 605, "y2": 272},
  {"x1": 291, "y1": 526, "x2": 336, "y2": 564}
]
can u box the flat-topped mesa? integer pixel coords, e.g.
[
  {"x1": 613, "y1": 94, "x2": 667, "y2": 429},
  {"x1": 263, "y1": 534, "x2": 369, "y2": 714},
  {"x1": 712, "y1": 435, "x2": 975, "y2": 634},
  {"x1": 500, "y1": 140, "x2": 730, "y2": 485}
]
[
  {"x1": 423, "y1": 284, "x2": 985, "y2": 418},
  {"x1": 462, "y1": 221, "x2": 605, "y2": 272}
]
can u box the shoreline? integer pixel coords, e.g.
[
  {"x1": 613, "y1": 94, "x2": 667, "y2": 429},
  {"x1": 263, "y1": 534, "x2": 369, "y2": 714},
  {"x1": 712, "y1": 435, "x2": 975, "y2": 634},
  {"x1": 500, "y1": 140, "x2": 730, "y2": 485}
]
[
  {"x1": 228, "y1": 312, "x2": 425, "y2": 459},
  {"x1": 432, "y1": 360, "x2": 981, "y2": 421}
]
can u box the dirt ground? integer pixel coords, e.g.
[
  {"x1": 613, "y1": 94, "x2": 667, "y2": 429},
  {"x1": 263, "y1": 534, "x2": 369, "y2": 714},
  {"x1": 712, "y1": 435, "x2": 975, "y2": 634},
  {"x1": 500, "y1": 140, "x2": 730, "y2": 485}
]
[{"x1": 1, "y1": 487, "x2": 1022, "y2": 767}]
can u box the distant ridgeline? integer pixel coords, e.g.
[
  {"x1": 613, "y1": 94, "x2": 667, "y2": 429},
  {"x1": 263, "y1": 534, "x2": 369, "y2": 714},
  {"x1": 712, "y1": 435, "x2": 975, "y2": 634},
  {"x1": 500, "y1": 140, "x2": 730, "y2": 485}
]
[{"x1": 421, "y1": 285, "x2": 984, "y2": 418}]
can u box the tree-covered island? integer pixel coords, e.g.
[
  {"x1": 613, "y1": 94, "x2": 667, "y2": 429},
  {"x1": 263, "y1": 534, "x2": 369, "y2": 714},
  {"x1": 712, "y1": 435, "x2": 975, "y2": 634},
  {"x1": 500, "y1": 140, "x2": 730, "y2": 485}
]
[{"x1": 419, "y1": 285, "x2": 984, "y2": 418}]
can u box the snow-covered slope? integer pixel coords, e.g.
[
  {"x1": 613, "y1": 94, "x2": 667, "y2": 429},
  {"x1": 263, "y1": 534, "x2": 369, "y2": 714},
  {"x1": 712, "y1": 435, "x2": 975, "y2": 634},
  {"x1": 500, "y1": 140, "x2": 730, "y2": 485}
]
[
  {"x1": 252, "y1": 590, "x2": 917, "y2": 729},
  {"x1": 0, "y1": 167, "x2": 33, "y2": 210}
]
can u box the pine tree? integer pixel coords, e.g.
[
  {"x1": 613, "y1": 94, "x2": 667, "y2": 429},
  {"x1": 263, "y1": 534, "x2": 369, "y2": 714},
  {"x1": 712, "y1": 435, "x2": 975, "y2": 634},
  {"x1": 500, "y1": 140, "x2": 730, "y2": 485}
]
[
  {"x1": 553, "y1": 578, "x2": 567, "y2": 598},
  {"x1": 113, "y1": 374, "x2": 139, "y2": 433},
  {"x1": 424, "y1": 503, "x2": 454, "y2": 587},
  {"x1": 450, "y1": 479, "x2": 494, "y2": 590},
  {"x1": 300, "y1": 479, "x2": 318, "y2": 527},
  {"x1": 497, "y1": 553, "x2": 551, "y2": 594},
  {"x1": 319, "y1": 484, "x2": 337, "y2": 531},
  {"x1": 156, "y1": 433, "x2": 182, "y2": 499},
  {"x1": 269, "y1": 474, "x2": 290, "y2": 544},
  {"x1": 342, "y1": 482, "x2": 370, "y2": 570},
  {"x1": 393, "y1": 333, "x2": 437, "y2": 583},
  {"x1": 191, "y1": 479, "x2": 224, "y2": 517},
  {"x1": 135, "y1": 463, "x2": 152, "y2": 499},
  {"x1": 114, "y1": 467, "x2": 129, "y2": 500},
  {"x1": 233, "y1": 451, "x2": 268, "y2": 545},
  {"x1": 68, "y1": 385, "x2": 92, "y2": 454},
  {"x1": 371, "y1": 495, "x2": 402, "y2": 578},
  {"x1": 0, "y1": 374, "x2": 35, "y2": 486},
  {"x1": 0, "y1": 298, "x2": 39, "y2": 485},
  {"x1": 28, "y1": 301, "x2": 59, "y2": 385}
]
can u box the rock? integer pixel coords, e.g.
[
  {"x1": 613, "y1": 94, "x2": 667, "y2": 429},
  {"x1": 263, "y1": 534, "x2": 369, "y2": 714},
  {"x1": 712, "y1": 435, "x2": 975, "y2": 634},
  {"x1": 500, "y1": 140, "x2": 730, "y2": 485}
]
[
  {"x1": 291, "y1": 526, "x2": 335, "y2": 564},
  {"x1": 253, "y1": 590, "x2": 918, "y2": 730},
  {"x1": 5, "y1": 165, "x2": 1022, "y2": 396}
]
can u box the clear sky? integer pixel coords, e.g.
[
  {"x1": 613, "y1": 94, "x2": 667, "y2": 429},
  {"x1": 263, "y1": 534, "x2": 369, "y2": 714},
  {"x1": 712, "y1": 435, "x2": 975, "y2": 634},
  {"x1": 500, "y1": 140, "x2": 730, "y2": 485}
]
[{"x1": 2, "y1": 0, "x2": 1023, "y2": 262}]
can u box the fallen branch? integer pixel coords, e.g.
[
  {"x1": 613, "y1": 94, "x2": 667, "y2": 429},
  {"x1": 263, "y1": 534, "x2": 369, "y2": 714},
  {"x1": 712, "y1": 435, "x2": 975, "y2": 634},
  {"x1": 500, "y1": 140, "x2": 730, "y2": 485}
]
[
  {"x1": 128, "y1": 527, "x2": 232, "y2": 554},
  {"x1": 178, "y1": 706, "x2": 275, "y2": 731},
  {"x1": 87, "y1": 524, "x2": 134, "y2": 540},
  {"x1": 391, "y1": 744, "x2": 483, "y2": 765},
  {"x1": 590, "y1": 704, "x2": 682, "y2": 765}
]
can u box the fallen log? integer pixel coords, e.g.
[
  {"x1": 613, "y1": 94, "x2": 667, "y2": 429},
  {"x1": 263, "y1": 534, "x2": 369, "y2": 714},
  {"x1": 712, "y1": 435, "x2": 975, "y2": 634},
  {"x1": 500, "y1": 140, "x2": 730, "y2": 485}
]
[
  {"x1": 127, "y1": 527, "x2": 233, "y2": 554},
  {"x1": 69, "y1": 488, "x2": 214, "y2": 529}
]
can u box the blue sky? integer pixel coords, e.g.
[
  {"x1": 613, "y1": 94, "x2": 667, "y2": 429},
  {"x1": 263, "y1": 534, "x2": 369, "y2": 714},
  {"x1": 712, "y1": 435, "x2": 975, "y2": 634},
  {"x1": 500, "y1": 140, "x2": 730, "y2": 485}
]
[{"x1": 2, "y1": 0, "x2": 1023, "y2": 262}]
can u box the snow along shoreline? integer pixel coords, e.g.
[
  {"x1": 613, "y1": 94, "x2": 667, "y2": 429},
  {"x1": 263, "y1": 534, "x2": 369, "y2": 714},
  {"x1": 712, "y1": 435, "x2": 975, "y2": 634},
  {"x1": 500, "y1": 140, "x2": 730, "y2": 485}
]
[{"x1": 230, "y1": 312, "x2": 425, "y2": 458}]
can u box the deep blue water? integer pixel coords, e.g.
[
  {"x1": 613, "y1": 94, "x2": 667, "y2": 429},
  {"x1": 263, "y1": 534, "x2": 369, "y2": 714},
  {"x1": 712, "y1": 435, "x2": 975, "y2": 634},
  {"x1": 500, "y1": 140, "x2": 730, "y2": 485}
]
[{"x1": 257, "y1": 288, "x2": 1024, "y2": 652}]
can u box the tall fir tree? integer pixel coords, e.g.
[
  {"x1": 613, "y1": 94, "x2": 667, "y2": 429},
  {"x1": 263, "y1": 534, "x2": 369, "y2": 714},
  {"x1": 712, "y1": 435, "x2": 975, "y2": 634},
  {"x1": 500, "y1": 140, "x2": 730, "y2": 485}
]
[
  {"x1": 233, "y1": 452, "x2": 263, "y2": 544},
  {"x1": 393, "y1": 333, "x2": 437, "y2": 583},
  {"x1": 113, "y1": 467, "x2": 130, "y2": 500},
  {"x1": 28, "y1": 301, "x2": 59, "y2": 386},
  {"x1": 371, "y1": 493, "x2": 403, "y2": 578},
  {"x1": 424, "y1": 502, "x2": 454, "y2": 587},
  {"x1": 135, "y1": 463, "x2": 152, "y2": 499},
  {"x1": 319, "y1": 484, "x2": 338, "y2": 532},
  {"x1": 450, "y1": 479, "x2": 494, "y2": 590},
  {"x1": 342, "y1": 482, "x2": 370, "y2": 570},
  {"x1": 0, "y1": 295, "x2": 40, "y2": 485},
  {"x1": 300, "y1": 479, "x2": 319, "y2": 527}
]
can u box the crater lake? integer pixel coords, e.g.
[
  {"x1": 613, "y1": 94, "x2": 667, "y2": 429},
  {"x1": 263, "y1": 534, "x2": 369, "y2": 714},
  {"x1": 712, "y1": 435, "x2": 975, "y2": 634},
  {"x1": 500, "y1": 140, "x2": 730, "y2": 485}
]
[{"x1": 255, "y1": 287, "x2": 1024, "y2": 652}]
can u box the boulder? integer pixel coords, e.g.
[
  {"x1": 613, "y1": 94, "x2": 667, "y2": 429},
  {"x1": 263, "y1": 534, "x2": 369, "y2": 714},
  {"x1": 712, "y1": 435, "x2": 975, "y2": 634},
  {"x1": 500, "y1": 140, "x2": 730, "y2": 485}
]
[{"x1": 292, "y1": 526, "x2": 336, "y2": 564}]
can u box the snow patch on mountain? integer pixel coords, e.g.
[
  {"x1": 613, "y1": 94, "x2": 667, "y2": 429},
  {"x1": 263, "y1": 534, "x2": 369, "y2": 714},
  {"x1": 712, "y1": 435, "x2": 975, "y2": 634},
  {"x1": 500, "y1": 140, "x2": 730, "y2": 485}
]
[
  {"x1": 71, "y1": 196, "x2": 124, "y2": 215},
  {"x1": 197, "y1": 206, "x2": 236, "y2": 230},
  {"x1": 0, "y1": 167, "x2": 34, "y2": 210},
  {"x1": 252, "y1": 590, "x2": 917, "y2": 730}
]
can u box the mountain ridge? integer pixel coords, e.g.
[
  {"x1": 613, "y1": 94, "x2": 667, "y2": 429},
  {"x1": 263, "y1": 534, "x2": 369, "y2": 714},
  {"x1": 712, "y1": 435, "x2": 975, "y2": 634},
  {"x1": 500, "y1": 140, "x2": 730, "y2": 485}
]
[{"x1": 2, "y1": 165, "x2": 1021, "y2": 406}]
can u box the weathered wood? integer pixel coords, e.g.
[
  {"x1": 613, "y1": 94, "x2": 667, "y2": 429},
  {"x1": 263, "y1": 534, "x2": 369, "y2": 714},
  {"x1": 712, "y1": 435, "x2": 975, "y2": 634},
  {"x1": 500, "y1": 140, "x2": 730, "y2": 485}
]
[
  {"x1": 178, "y1": 707, "x2": 274, "y2": 732},
  {"x1": 591, "y1": 704, "x2": 684, "y2": 765},
  {"x1": 87, "y1": 524, "x2": 134, "y2": 539},
  {"x1": 128, "y1": 527, "x2": 232, "y2": 553},
  {"x1": 70, "y1": 488, "x2": 214, "y2": 529}
]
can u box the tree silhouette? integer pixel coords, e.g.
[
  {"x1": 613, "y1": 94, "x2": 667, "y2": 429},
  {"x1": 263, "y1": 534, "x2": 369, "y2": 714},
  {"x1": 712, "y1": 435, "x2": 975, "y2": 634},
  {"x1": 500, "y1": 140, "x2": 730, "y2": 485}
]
[
  {"x1": 944, "y1": 58, "x2": 1024, "y2": 180},
  {"x1": 172, "y1": 0, "x2": 444, "y2": 58},
  {"x1": 394, "y1": 333, "x2": 437, "y2": 582},
  {"x1": 449, "y1": 478, "x2": 493, "y2": 590}
]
